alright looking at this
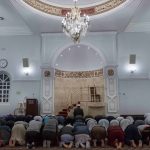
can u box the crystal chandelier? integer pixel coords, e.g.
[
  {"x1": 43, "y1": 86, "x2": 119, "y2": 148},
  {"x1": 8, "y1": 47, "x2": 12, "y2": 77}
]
[{"x1": 62, "y1": 0, "x2": 89, "y2": 43}]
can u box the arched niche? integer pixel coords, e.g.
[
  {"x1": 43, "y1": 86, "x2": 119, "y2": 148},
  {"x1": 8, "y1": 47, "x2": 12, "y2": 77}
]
[{"x1": 52, "y1": 43, "x2": 107, "y2": 116}]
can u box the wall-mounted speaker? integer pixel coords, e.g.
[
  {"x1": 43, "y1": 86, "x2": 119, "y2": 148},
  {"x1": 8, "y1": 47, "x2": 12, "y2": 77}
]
[
  {"x1": 129, "y1": 54, "x2": 136, "y2": 64},
  {"x1": 22, "y1": 58, "x2": 29, "y2": 67}
]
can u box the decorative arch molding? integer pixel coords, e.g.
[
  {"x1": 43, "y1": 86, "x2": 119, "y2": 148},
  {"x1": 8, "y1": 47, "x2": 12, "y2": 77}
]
[
  {"x1": 51, "y1": 42, "x2": 107, "y2": 69},
  {"x1": 21, "y1": 0, "x2": 126, "y2": 17}
]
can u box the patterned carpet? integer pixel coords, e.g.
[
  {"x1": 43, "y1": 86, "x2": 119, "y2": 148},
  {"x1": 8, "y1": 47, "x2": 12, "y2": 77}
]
[{"x1": 1, "y1": 146, "x2": 150, "y2": 150}]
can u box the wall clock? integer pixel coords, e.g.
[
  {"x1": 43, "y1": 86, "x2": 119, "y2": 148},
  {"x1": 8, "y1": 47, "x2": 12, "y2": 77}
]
[{"x1": 0, "y1": 59, "x2": 8, "y2": 68}]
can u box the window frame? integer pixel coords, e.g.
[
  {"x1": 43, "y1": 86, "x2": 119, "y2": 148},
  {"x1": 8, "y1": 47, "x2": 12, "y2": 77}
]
[{"x1": 0, "y1": 71, "x2": 10, "y2": 103}]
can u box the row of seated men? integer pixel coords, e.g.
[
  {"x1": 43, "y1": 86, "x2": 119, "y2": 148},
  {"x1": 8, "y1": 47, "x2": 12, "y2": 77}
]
[{"x1": 1, "y1": 113, "x2": 150, "y2": 149}]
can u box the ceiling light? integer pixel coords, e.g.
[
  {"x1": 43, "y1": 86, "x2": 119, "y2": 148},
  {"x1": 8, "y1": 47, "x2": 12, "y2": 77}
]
[
  {"x1": 22, "y1": 67, "x2": 31, "y2": 76},
  {"x1": 126, "y1": 64, "x2": 137, "y2": 74},
  {"x1": 62, "y1": 0, "x2": 89, "y2": 43}
]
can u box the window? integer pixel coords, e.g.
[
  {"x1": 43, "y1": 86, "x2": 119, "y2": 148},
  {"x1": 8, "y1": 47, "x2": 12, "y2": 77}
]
[{"x1": 0, "y1": 72, "x2": 10, "y2": 103}]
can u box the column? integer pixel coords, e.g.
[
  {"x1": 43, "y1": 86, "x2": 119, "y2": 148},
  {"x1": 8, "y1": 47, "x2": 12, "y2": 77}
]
[
  {"x1": 41, "y1": 66, "x2": 54, "y2": 114},
  {"x1": 104, "y1": 66, "x2": 119, "y2": 114}
]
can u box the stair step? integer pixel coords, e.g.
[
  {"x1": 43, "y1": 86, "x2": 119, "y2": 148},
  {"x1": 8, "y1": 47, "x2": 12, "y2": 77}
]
[
  {"x1": 58, "y1": 102, "x2": 81, "y2": 118},
  {"x1": 59, "y1": 111, "x2": 68, "y2": 115},
  {"x1": 63, "y1": 109, "x2": 68, "y2": 111}
]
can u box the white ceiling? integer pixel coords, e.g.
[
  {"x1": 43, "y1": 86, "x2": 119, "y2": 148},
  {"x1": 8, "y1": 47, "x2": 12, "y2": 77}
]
[
  {"x1": 0, "y1": 0, "x2": 32, "y2": 35},
  {"x1": 0, "y1": 0, "x2": 149, "y2": 34},
  {"x1": 1, "y1": 0, "x2": 150, "y2": 75},
  {"x1": 0, "y1": 0, "x2": 146, "y2": 34},
  {"x1": 125, "y1": 0, "x2": 150, "y2": 32},
  {"x1": 41, "y1": 0, "x2": 106, "y2": 6}
]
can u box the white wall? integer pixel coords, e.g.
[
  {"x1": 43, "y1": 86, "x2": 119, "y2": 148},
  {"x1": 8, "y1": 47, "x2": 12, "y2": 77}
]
[
  {"x1": 1, "y1": 32, "x2": 150, "y2": 115},
  {"x1": 0, "y1": 35, "x2": 41, "y2": 80},
  {"x1": 118, "y1": 32, "x2": 150, "y2": 115},
  {"x1": 0, "y1": 35, "x2": 41, "y2": 114},
  {"x1": 119, "y1": 79, "x2": 150, "y2": 115},
  {"x1": 118, "y1": 32, "x2": 150, "y2": 78},
  {"x1": 0, "y1": 80, "x2": 41, "y2": 115}
]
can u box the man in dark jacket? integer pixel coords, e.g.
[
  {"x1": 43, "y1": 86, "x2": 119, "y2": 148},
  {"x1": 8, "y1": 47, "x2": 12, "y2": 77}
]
[{"x1": 73, "y1": 104, "x2": 84, "y2": 118}]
